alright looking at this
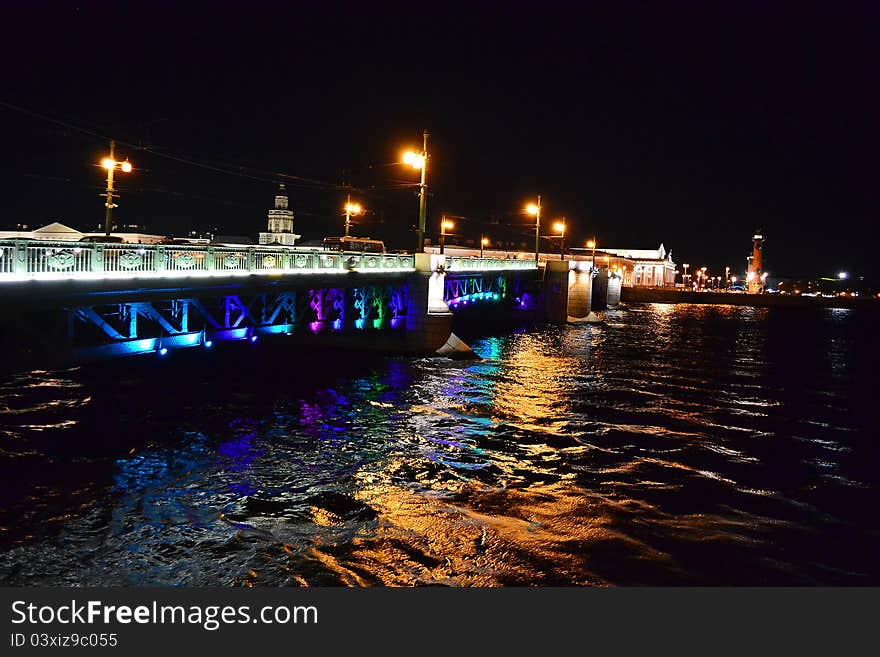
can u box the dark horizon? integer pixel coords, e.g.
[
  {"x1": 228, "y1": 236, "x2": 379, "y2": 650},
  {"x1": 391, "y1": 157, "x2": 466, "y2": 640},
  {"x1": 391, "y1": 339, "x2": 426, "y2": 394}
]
[{"x1": 1, "y1": 2, "x2": 876, "y2": 280}]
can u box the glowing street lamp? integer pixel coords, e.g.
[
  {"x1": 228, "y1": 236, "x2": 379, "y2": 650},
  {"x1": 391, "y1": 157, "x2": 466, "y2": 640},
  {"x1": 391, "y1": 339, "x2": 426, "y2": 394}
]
[
  {"x1": 480, "y1": 236, "x2": 489, "y2": 259},
  {"x1": 526, "y1": 196, "x2": 542, "y2": 265},
  {"x1": 439, "y1": 216, "x2": 454, "y2": 255},
  {"x1": 100, "y1": 140, "x2": 134, "y2": 236},
  {"x1": 403, "y1": 130, "x2": 429, "y2": 252},
  {"x1": 586, "y1": 238, "x2": 597, "y2": 271},
  {"x1": 553, "y1": 218, "x2": 566, "y2": 260},
  {"x1": 838, "y1": 271, "x2": 848, "y2": 279},
  {"x1": 343, "y1": 193, "x2": 363, "y2": 238}
]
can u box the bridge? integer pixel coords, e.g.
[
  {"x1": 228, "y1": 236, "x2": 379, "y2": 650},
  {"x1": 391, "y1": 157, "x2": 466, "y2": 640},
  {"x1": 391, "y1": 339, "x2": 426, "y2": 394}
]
[{"x1": 0, "y1": 239, "x2": 538, "y2": 365}]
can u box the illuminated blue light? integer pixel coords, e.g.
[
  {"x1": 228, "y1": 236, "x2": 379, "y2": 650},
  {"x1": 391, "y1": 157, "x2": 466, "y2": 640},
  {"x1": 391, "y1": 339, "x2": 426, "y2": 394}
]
[
  {"x1": 204, "y1": 340, "x2": 213, "y2": 348},
  {"x1": 158, "y1": 347, "x2": 168, "y2": 356},
  {"x1": 180, "y1": 333, "x2": 201, "y2": 346},
  {"x1": 249, "y1": 335, "x2": 258, "y2": 343},
  {"x1": 354, "y1": 318, "x2": 365, "y2": 330},
  {"x1": 332, "y1": 318, "x2": 343, "y2": 330}
]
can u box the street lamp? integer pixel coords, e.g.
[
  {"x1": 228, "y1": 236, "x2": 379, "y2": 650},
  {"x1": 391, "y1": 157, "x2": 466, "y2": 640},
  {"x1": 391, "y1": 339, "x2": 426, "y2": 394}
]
[
  {"x1": 100, "y1": 140, "x2": 133, "y2": 236},
  {"x1": 682, "y1": 263, "x2": 690, "y2": 288},
  {"x1": 586, "y1": 238, "x2": 597, "y2": 271},
  {"x1": 403, "y1": 129, "x2": 429, "y2": 253},
  {"x1": 725, "y1": 266, "x2": 730, "y2": 287},
  {"x1": 439, "y1": 216, "x2": 454, "y2": 255},
  {"x1": 553, "y1": 218, "x2": 566, "y2": 260},
  {"x1": 526, "y1": 196, "x2": 541, "y2": 265},
  {"x1": 343, "y1": 193, "x2": 363, "y2": 238},
  {"x1": 480, "y1": 236, "x2": 489, "y2": 259}
]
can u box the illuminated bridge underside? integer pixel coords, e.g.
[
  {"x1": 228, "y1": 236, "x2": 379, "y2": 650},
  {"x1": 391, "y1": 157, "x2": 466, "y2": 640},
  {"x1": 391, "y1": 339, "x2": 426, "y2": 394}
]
[
  {"x1": 444, "y1": 274, "x2": 511, "y2": 309},
  {"x1": 68, "y1": 284, "x2": 410, "y2": 360}
]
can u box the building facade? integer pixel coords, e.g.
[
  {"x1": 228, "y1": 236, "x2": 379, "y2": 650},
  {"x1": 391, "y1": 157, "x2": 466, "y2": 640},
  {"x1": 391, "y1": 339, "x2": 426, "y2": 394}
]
[
  {"x1": 600, "y1": 244, "x2": 677, "y2": 287},
  {"x1": 0, "y1": 221, "x2": 165, "y2": 244},
  {"x1": 258, "y1": 184, "x2": 300, "y2": 246}
]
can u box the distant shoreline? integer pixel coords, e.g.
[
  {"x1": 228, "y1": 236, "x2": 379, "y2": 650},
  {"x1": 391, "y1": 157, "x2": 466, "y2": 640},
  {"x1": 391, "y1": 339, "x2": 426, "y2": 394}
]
[{"x1": 621, "y1": 287, "x2": 877, "y2": 310}]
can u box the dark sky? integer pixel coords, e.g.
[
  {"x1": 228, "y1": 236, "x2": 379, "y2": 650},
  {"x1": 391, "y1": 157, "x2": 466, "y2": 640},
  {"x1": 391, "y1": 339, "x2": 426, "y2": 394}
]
[{"x1": 1, "y1": 1, "x2": 877, "y2": 279}]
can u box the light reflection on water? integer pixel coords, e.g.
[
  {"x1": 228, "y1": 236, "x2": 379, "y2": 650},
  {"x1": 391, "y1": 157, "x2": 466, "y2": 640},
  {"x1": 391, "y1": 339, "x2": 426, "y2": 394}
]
[{"x1": 0, "y1": 303, "x2": 877, "y2": 586}]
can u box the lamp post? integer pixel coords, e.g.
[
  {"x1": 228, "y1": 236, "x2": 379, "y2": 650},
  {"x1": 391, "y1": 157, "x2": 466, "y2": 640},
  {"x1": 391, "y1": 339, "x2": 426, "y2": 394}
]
[
  {"x1": 343, "y1": 193, "x2": 363, "y2": 238},
  {"x1": 725, "y1": 266, "x2": 730, "y2": 288},
  {"x1": 700, "y1": 266, "x2": 707, "y2": 291},
  {"x1": 526, "y1": 196, "x2": 541, "y2": 265},
  {"x1": 439, "y1": 216, "x2": 454, "y2": 255},
  {"x1": 480, "y1": 236, "x2": 489, "y2": 259},
  {"x1": 553, "y1": 218, "x2": 566, "y2": 260},
  {"x1": 403, "y1": 130, "x2": 429, "y2": 253},
  {"x1": 586, "y1": 238, "x2": 597, "y2": 271},
  {"x1": 100, "y1": 140, "x2": 133, "y2": 236},
  {"x1": 682, "y1": 263, "x2": 690, "y2": 288}
]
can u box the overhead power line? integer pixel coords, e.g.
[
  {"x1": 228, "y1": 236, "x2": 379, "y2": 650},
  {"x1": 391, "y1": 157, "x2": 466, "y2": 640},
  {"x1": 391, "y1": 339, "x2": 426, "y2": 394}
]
[{"x1": 0, "y1": 99, "x2": 357, "y2": 193}]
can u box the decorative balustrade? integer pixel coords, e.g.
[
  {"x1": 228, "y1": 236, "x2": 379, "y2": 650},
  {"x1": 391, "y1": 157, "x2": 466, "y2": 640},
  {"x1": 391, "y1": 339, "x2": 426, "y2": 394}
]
[
  {"x1": 446, "y1": 256, "x2": 536, "y2": 271},
  {"x1": 0, "y1": 241, "x2": 536, "y2": 282},
  {"x1": 0, "y1": 241, "x2": 420, "y2": 281}
]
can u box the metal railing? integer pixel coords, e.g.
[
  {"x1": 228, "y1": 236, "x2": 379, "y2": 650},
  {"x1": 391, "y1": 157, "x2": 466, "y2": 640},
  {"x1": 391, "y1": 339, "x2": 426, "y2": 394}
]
[
  {"x1": 0, "y1": 241, "x2": 417, "y2": 281},
  {"x1": 446, "y1": 256, "x2": 536, "y2": 271},
  {"x1": 0, "y1": 240, "x2": 536, "y2": 282}
]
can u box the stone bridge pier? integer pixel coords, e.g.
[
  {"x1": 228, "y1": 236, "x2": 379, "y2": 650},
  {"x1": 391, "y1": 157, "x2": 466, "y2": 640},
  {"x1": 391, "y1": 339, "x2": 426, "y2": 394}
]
[{"x1": 542, "y1": 260, "x2": 623, "y2": 321}]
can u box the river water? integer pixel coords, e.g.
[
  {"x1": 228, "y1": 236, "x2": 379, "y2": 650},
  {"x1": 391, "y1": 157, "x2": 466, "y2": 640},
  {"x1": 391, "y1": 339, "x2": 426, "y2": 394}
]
[{"x1": 0, "y1": 302, "x2": 877, "y2": 586}]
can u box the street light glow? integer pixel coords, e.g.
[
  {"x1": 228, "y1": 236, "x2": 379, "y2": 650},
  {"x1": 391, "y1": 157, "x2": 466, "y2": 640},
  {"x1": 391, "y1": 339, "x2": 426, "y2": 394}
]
[
  {"x1": 481, "y1": 237, "x2": 489, "y2": 246},
  {"x1": 526, "y1": 203, "x2": 540, "y2": 215},
  {"x1": 838, "y1": 271, "x2": 848, "y2": 279},
  {"x1": 441, "y1": 219, "x2": 454, "y2": 230},
  {"x1": 120, "y1": 160, "x2": 133, "y2": 173},
  {"x1": 101, "y1": 158, "x2": 115, "y2": 170},
  {"x1": 586, "y1": 240, "x2": 595, "y2": 249},
  {"x1": 403, "y1": 151, "x2": 424, "y2": 169},
  {"x1": 345, "y1": 202, "x2": 363, "y2": 214},
  {"x1": 553, "y1": 221, "x2": 565, "y2": 233}
]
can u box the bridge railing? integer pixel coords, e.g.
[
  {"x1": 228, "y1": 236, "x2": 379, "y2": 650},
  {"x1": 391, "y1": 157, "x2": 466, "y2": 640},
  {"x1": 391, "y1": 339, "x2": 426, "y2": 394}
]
[
  {"x1": 446, "y1": 256, "x2": 536, "y2": 271},
  {"x1": 0, "y1": 240, "x2": 419, "y2": 280},
  {"x1": 0, "y1": 240, "x2": 536, "y2": 281}
]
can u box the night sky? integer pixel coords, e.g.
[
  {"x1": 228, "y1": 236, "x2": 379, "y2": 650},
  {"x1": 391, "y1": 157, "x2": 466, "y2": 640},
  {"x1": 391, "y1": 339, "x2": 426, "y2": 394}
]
[{"x1": 1, "y1": 2, "x2": 876, "y2": 279}]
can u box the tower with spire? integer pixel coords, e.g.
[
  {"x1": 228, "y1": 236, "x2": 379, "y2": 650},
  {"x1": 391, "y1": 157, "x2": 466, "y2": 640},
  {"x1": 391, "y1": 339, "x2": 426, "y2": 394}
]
[
  {"x1": 259, "y1": 183, "x2": 301, "y2": 246},
  {"x1": 746, "y1": 228, "x2": 765, "y2": 294}
]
